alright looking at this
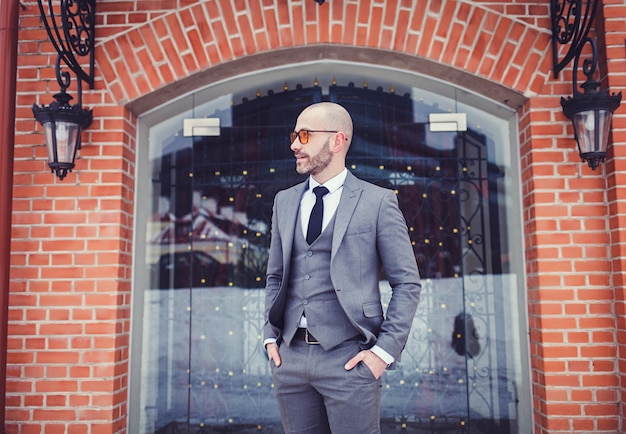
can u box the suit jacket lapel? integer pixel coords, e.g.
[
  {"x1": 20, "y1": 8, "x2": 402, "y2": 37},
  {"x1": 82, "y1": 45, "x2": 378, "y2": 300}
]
[
  {"x1": 332, "y1": 172, "x2": 362, "y2": 259},
  {"x1": 281, "y1": 180, "x2": 307, "y2": 268}
]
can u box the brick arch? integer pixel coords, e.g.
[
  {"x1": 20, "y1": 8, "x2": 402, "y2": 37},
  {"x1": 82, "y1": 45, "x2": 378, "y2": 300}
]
[
  {"x1": 97, "y1": 0, "x2": 553, "y2": 112},
  {"x1": 123, "y1": 45, "x2": 529, "y2": 115}
]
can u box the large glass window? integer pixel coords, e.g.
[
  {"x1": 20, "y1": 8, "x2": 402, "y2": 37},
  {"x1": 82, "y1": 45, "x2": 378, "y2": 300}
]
[{"x1": 130, "y1": 63, "x2": 530, "y2": 434}]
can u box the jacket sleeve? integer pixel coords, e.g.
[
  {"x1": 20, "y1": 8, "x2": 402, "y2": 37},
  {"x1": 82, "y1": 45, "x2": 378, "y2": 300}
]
[
  {"x1": 373, "y1": 189, "x2": 422, "y2": 360},
  {"x1": 263, "y1": 191, "x2": 285, "y2": 343}
]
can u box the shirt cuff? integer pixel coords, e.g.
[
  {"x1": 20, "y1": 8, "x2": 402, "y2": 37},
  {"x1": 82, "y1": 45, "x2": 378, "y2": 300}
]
[
  {"x1": 370, "y1": 345, "x2": 394, "y2": 366},
  {"x1": 263, "y1": 338, "x2": 277, "y2": 348}
]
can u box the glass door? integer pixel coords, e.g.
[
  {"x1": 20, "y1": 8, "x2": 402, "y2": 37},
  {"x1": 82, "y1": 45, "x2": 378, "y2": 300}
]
[{"x1": 133, "y1": 77, "x2": 528, "y2": 434}]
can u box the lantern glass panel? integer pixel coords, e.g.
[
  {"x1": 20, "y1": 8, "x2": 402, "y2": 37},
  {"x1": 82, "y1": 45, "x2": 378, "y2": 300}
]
[
  {"x1": 44, "y1": 120, "x2": 80, "y2": 164},
  {"x1": 572, "y1": 109, "x2": 612, "y2": 155}
]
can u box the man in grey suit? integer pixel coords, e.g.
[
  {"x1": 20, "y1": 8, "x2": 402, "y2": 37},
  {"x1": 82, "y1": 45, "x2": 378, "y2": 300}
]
[{"x1": 264, "y1": 102, "x2": 421, "y2": 434}]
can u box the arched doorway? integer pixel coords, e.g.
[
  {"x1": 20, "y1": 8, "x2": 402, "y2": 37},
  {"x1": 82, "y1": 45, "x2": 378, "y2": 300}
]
[{"x1": 130, "y1": 63, "x2": 530, "y2": 434}]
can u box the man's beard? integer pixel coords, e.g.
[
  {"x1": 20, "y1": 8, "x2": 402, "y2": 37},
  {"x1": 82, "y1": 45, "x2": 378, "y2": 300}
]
[{"x1": 296, "y1": 145, "x2": 332, "y2": 176}]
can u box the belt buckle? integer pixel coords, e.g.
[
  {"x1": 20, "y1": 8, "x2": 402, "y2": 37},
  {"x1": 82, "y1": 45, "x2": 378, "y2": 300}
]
[{"x1": 305, "y1": 329, "x2": 320, "y2": 345}]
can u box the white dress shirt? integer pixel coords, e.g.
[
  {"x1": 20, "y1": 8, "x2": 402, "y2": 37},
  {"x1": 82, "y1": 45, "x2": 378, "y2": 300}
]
[{"x1": 300, "y1": 169, "x2": 347, "y2": 239}]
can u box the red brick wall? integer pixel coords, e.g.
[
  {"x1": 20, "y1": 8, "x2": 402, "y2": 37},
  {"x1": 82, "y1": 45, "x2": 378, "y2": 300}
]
[
  {"x1": 604, "y1": 0, "x2": 626, "y2": 430},
  {"x1": 520, "y1": 0, "x2": 624, "y2": 430},
  {"x1": 7, "y1": 1, "x2": 624, "y2": 433}
]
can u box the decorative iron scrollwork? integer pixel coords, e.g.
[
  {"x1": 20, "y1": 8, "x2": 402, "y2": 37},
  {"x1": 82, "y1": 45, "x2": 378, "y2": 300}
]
[
  {"x1": 36, "y1": 0, "x2": 95, "y2": 103},
  {"x1": 551, "y1": 0, "x2": 599, "y2": 80}
]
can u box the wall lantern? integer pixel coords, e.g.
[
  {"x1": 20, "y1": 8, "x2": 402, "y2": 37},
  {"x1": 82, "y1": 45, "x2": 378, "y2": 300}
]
[
  {"x1": 31, "y1": 0, "x2": 96, "y2": 180},
  {"x1": 551, "y1": 0, "x2": 621, "y2": 170}
]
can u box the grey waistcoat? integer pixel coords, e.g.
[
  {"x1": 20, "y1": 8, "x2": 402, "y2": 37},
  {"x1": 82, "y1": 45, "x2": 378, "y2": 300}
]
[{"x1": 282, "y1": 208, "x2": 361, "y2": 350}]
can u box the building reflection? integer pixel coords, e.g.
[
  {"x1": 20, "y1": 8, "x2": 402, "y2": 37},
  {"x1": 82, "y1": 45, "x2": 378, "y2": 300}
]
[{"x1": 138, "y1": 84, "x2": 521, "y2": 433}]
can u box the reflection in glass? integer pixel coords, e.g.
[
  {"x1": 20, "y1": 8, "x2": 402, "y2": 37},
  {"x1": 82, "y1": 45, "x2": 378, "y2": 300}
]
[{"x1": 136, "y1": 82, "x2": 526, "y2": 434}]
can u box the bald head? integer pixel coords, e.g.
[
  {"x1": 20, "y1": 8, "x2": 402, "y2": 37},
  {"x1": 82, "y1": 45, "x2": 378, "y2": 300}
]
[
  {"x1": 292, "y1": 102, "x2": 354, "y2": 183},
  {"x1": 299, "y1": 102, "x2": 353, "y2": 151}
]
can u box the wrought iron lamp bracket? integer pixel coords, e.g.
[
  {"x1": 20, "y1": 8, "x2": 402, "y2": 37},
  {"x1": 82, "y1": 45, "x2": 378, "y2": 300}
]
[
  {"x1": 37, "y1": 0, "x2": 96, "y2": 105},
  {"x1": 551, "y1": 0, "x2": 599, "y2": 80}
]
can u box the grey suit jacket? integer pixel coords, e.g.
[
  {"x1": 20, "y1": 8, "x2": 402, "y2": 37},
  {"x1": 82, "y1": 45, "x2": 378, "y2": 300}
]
[{"x1": 264, "y1": 171, "x2": 421, "y2": 361}]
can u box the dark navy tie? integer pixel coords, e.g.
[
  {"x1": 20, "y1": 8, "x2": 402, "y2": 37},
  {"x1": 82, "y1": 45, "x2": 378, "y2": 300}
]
[{"x1": 306, "y1": 186, "x2": 329, "y2": 244}]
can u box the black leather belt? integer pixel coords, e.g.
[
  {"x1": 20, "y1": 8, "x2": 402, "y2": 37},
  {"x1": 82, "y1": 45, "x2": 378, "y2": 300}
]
[{"x1": 294, "y1": 328, "x2": 320, "y2": 344}]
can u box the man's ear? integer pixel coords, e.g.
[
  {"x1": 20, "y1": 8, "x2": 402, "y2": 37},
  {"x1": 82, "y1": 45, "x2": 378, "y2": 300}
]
[{"x1": 332, "y1": 132, "x2": 346, "y2": 153}]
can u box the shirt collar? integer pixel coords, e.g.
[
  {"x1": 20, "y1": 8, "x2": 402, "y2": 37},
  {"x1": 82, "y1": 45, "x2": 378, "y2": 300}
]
[{"x1": 308, "y1": 168, "x2": 347, "y2": 194}]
